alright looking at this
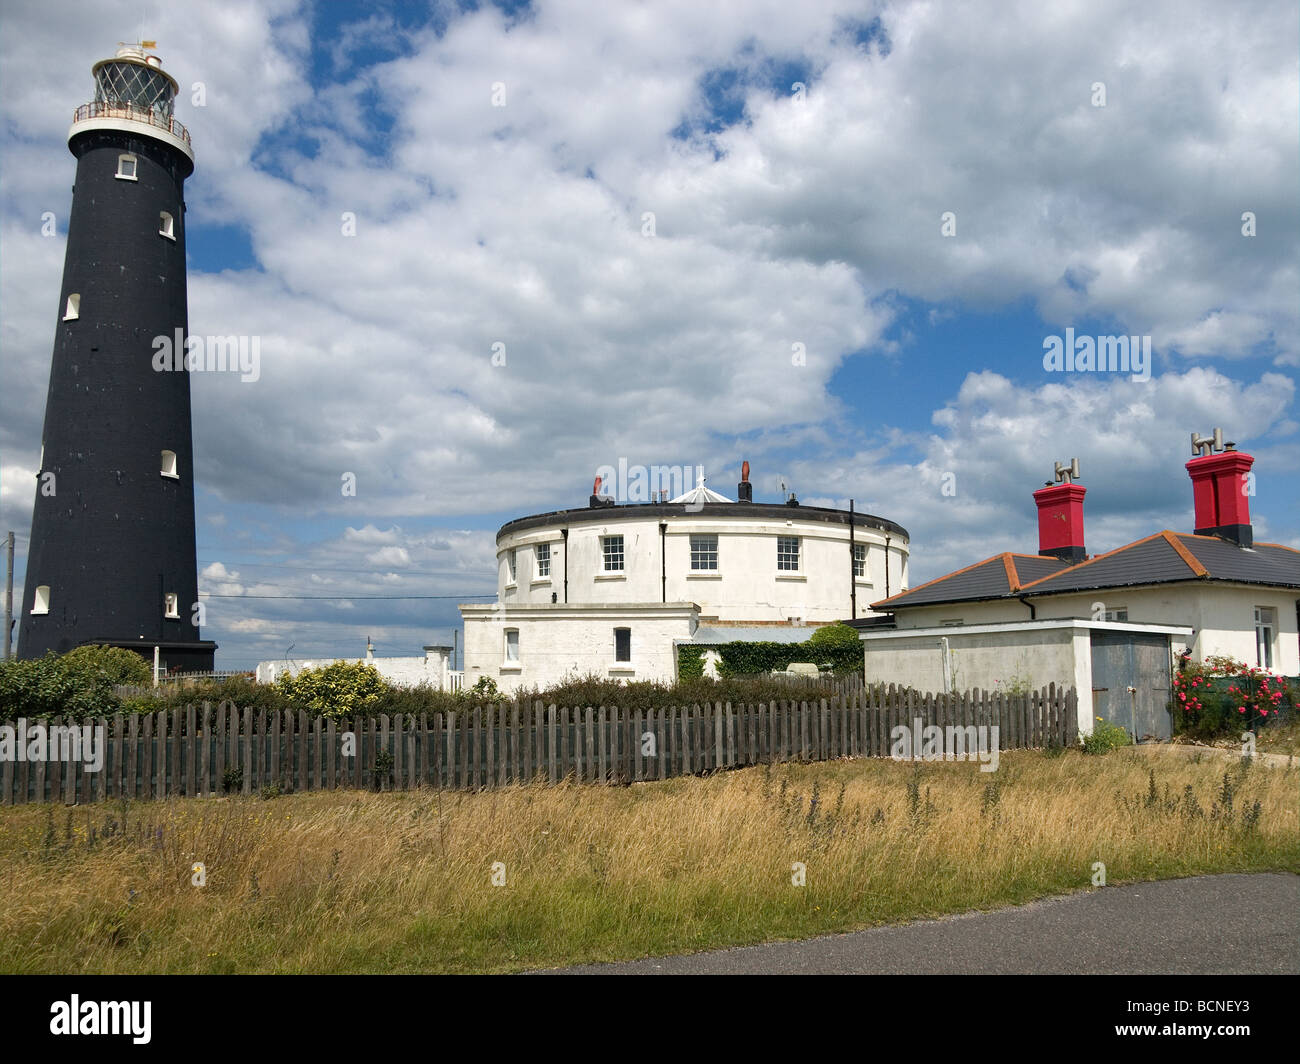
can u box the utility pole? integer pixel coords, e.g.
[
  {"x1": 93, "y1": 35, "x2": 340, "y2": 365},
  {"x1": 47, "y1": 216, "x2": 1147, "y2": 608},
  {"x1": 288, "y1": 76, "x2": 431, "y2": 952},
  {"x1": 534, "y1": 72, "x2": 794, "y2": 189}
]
[
  {"x1": 3, "y1": 531, "x2": 13, "y2": 660},
  {"x1": 849, "y1": 501, "x2": 857, "y2": 620}
]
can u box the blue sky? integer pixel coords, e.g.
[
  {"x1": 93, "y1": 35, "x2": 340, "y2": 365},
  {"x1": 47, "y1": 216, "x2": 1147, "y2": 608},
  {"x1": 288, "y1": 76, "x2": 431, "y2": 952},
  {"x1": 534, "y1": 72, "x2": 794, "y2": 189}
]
[{"x1": 1, "y1": 0, "x2": 1296, "y2": 669}]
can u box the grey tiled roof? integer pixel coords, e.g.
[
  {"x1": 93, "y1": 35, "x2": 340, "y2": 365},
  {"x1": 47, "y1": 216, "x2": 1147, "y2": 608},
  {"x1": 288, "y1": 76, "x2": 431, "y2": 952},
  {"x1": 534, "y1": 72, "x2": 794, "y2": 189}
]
[
  {"x1": 872, "y1": 553, "x2": 1072, "y2": 609},
  {"x1": 1022, "y1": 532, "x2": 1300, "y2": 594},
  {"x1": 877, "y1": 531, "x2": 1300, "y2": 612}
]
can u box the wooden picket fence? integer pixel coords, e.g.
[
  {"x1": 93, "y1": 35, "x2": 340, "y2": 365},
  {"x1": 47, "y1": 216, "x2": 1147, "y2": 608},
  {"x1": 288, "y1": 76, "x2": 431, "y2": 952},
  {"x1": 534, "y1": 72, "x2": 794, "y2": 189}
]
[{"x1": 0, "y1": 683, "x2": 1076, "y2": 805}]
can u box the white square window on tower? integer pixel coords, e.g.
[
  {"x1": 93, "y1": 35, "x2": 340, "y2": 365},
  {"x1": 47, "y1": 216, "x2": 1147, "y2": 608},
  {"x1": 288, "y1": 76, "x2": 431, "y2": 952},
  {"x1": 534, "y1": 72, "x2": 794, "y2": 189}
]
[
  {"x1": 32, "y1": 585, "x2": 51, "y2": 615},
  {"x1": 164, "y1": 592, "x2": 180, "y2": 619},
  {"x1": 115, "y1": 153, "x2": 138, "y2": 180},
  {"x1": 159, "y1": 211, "x2": 175, "y2": 239},
  {"x1": 160, "y1": 449, "x2": 178, "y2": 478},
  {"x1": 63, "y1": 294, "x2": 80, "y2": 320}
]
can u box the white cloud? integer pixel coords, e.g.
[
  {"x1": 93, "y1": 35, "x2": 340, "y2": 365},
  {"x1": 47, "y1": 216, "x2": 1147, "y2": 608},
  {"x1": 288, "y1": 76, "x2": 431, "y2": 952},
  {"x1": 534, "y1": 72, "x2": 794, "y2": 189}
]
[{"x1": 2, "y1": 0, "x2": 1295, "y2": 665}]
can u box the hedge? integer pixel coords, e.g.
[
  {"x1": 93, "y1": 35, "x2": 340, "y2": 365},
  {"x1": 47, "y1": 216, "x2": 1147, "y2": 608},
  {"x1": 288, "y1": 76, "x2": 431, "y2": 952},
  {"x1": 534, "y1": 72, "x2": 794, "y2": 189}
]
[{"x1": 677, "y1": 623, "x2": 863, "y2": 678}]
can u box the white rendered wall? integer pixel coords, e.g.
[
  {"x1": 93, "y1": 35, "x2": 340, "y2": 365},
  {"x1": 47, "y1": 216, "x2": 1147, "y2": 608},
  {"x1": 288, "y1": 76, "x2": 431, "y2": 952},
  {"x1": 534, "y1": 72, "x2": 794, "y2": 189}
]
[
  {"x1": 497, "y1": 513, "x2": 909, "y2": 624},
  {"x1": 892, "y1": 584, "x2": 1297, "y2": 673},
  {"x1": 861, "y1": 620, "x2": 1194, "y2": 737},
  {"x1": 863, "y1": 626, "x2": 1079, "y2": 696},
  {"x1": 461, "y1": 603, "x2": 697, "y2": 694}
]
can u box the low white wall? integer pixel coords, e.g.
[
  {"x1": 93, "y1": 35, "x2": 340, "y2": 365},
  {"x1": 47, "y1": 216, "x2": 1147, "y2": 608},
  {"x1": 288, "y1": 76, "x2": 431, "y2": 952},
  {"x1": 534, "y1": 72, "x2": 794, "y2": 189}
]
[
  {"x1": 862, "y1": 620, "x2": 1193, "y2": 737},
  {"x1": 256, "y1": 646, "x2": 453, "y2": 689},
  {"x1": 864, "y1": 626, "x2": 1077, "y2": 695}
]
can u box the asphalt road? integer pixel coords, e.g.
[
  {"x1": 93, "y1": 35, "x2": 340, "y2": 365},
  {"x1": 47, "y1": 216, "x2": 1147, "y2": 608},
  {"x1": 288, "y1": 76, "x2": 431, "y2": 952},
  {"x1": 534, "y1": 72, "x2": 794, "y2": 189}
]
[{"x1": 546, "y1": 873, "x2": 1300, "y2": 974}]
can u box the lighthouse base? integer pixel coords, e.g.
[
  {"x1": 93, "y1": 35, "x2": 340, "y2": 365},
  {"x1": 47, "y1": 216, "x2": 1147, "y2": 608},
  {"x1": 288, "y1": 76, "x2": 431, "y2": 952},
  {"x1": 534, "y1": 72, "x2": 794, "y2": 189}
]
[{"x1": 85, "y1": 639, "x2": 219, "y2": 675}]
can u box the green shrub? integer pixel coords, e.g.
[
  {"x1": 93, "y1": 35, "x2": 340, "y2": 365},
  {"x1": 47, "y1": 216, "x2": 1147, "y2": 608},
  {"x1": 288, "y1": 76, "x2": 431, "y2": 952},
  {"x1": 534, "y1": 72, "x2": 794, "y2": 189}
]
[
  {"x1": 60, "y1": 645, "x2": 153, "y2": 688},
  {"x1": 0, "y1": 648, "x2": 146, "y2": 722},
  {"x1": 275, "y1": 662, "x2": 388, "y2": 720},
  {"x1": 807, "y1": 622, "x2": 860, "y2": 650},
  {"x1": 1081, "y1": 717, "x2": 1132, "y2": 754},
  {"x1": 510, "y1": 672, "x2": 840, "y2": 714},
  {"x1": 677, "y1": 648, "x2": 705, "y2": 680}
]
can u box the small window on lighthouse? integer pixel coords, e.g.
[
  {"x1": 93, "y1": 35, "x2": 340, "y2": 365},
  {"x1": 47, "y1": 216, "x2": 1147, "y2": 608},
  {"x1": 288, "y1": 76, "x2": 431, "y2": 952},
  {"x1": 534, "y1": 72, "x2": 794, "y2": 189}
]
[
  {"x1": 164, "y1": 593, "x2": 180, "y2": 619},
  {"x1": 160, "y1": 449, "x2": 179, "y2": 478},
  {"x1": 32, "y1": 586, "x2": 50, "y2": 615},
  {"x1": 63, "y1": 293, "x2": 80, "y2": 320},
  {"x1": 115, "y1": 154, "x2": 138, "y2": 181},
  {"x1": 159, "y1": 211, "x2": 175, "y2": 240}
]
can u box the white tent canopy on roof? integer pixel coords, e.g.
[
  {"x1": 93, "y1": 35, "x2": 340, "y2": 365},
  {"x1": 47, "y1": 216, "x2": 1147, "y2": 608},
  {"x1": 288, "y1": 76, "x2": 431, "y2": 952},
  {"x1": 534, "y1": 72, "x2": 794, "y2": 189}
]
[{"x1": 670, "y1": 477, "x2": 731, "y2": 506}]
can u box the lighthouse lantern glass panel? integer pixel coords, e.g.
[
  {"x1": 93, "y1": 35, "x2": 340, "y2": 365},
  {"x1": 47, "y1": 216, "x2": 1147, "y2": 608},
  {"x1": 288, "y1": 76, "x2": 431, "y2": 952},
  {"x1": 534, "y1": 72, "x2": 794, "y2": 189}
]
[{"x1": 95, "y1": 61, "x2": 175, "y2": 118}]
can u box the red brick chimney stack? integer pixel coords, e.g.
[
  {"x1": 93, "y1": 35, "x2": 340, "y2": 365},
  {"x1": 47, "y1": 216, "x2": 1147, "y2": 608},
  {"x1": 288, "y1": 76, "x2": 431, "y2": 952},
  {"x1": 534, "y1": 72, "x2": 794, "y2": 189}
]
[
  {"x1": 1033, "y1": 458, "x2": 1087, "y2": 564},
  {"x1": 1186, "y1": 428, "x2": 1253, "y2": 547}
]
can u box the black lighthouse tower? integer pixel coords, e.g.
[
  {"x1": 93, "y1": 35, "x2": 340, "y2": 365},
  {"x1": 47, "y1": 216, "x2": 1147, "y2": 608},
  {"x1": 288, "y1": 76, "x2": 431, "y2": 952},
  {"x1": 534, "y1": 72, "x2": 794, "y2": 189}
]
[{"x1": 18, "y1": 45, "x2": 216, "y2": 671}]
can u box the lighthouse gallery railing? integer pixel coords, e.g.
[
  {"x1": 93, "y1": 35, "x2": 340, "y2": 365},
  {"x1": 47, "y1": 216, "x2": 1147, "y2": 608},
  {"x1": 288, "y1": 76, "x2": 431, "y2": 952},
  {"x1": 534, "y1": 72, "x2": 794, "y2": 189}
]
[{"x1": 72, "y1": 101, "x2": 191, "y2": 147}]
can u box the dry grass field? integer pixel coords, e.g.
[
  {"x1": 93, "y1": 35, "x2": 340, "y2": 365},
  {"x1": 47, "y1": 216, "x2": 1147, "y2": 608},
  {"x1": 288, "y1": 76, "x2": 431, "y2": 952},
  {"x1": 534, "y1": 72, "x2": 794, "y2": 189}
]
[{"x1": 0, "y1": 745, "x2": 1295, "y2": 973}]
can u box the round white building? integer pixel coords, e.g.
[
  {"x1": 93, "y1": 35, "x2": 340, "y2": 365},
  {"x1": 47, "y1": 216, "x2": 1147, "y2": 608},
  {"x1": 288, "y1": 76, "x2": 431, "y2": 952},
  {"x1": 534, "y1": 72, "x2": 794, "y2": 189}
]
[{"x1": 461, "y1": 467, "x2": 910, "y2": 692}]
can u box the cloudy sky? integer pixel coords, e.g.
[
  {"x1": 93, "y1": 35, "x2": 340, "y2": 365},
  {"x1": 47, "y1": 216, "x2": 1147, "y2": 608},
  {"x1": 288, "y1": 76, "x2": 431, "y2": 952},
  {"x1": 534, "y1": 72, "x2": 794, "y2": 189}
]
[{"x1": 1, "y1": 0, "x2": 1296, "y2": 669}]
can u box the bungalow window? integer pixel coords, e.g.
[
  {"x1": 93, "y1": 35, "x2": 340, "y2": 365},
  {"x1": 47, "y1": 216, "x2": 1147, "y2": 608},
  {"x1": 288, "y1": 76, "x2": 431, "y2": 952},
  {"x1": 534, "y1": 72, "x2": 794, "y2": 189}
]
[
  {"x1": 1254, "y1": 606, "x2": 1276, "y2": 669},
  {"x1": 614, "y1": 627, "x2": 631, "y2": 662},
  {"x1": 504, "y1": 628, "x2": 519, "y2": 663}
]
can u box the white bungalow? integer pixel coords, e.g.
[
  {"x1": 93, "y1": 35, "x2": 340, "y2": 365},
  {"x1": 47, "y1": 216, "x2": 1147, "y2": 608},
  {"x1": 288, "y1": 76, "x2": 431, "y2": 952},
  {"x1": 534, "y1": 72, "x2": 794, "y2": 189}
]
[{"x1": 857, "y1": 431, "x2": 1299, "y2": 740}]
